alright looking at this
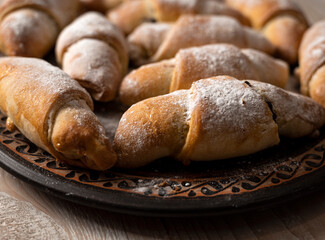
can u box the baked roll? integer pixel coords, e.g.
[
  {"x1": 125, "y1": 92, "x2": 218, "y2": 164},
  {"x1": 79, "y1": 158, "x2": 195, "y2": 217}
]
[
  {"x1": 128, "y1": 15, "x2": 275, "y2": 65},
  {"x1": 120, "y1": 44, "x2": 289, "y2": 106},
  {"x1": 107, "y1": 0, "x2": 248, "y2": 35},
  {"x1": 299, "y1": 20, "x2": 325, "y2": 108},
  {"x1": 56, "y1": 12, "x2": 128, "y2": 102},
  {"x1": 226, "y1": 0, "x2": 308, "y2": 64},
  {"x1": 0, "y1": 57, "x2": 117, "y2": 170},
  {"x1": 0, "y1": 0, "x2": 80, "y2": 58},
  {"x1": 114, "y1": 76, "x2": 325, "y2": 168}
]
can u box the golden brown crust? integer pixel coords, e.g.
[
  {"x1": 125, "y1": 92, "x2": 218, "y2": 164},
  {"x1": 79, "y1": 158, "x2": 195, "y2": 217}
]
[
  {"x1": 6, "y1": 117, "x2": 16, "y2": 132},
  {"x1": 249, "y1": 80, "x2": 325, "y2": 138},
  {"x1": 107, "y1": 0, "x2": 249, "y2": 35},
  {"x1": 172, "y1": 46, "x2": 288, "y2": 91},
  {"x1": 107, "y1": 0, "x2": 147, "y2": 35},
  {"x1": 0, "y1": 0, "x2": 81, "y2": 29},
  {"x1": 226, "y1": 0, "x2": 308, "y2": 64},
  {"x1": 309, "y1": 66, "x2": 325, "y2": 108},
  {"x1": 299, "y1": 20, "x2": 325, "y2": 99},
  {"x1": 119, "y1": 59, "x2": 175, "y2": 106},
  {"x1": 0, "y1": 57, "x2": 92, "y2": 155},
  {"x1": 56, "y1": 12, "x2": 128, "y2": 102},
  {"x1": 50, "y1": 100, "x2": 116, "y2": 170},
  {"x1": 0, "y1": 9, "x2": 57, "y2": 57},
  {"x1": 262, "y1": 15, "x2": 306, "y2": 64},
  {"x1": 114, "y1": 90, "x2": 189, "y2": 168},
  {"x1": 0, "y1": 0, "x2": 80, "y2": 57},
  {"x1": 56, "y1": 12, "x2": 128, "y2": 73},
  {"x1": 226, "y1": 0, "x2": 305, "y2": 29},
  {"x1": 114, "y1": 76, "x2": 325, "y2": 168},
  {"x1": 119, "y1": 44, "x2": 288, "y2": 106},
  {"x1": 127, "y1": 22, "x2": 172, "y2": 66},
  {"x1": 127, "y1": 15, "x2": 275, "y2": 65},
  {"x1": 0, "y1": 57, "x2": 116, "y2": 170},
  {"x1": 150, "y1": 0, "x2": 248, "y2": 24},
  {"x1": 153, "y1": 15, "x2": 275, "y2": 61},
  {"x1": 62, "y1": 39, "x2": 122, "y2": 102},
  {"x1": 177, "y1": 78, "x2": 279, "y2": 163}
]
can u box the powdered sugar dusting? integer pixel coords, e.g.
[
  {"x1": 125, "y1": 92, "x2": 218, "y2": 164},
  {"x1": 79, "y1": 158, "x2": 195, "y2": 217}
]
[
  {"x1": 0, "y1": 8, "x2": 58, "y2": 56},
  {"x1": 114, "y1": 89, "x2": 190, "y2": 168},
  {"x1": 242, "y1": 0, "x2": 292, "y2": 8},
  {"x1": 56, "y1": 12, "x2": 126, "y2": 65},
  {"x1": 116, "y1": 76, "x2": 277, "y2": 164},
  {"x1": 159, "y1": 0, "x2": 197, "y2": 10},
  {"x1": 305, "y1": 35, "x2": 325, "y2": 54},
  {"x1": 191, "y1": 77, "x2": 272, "y2": 133},
  {"x1": 115, "y1": 75, "x2": 325, "y2": 166},
  {"x1": 153, "y1": 15, "x2": 248, "y2": 60},
  {"x1": 129, "y1": 22, "x2": 171, "y2": 40},
  {"x1": 69, "y1": 101, "x2": 107, "y2": 139},
  {"x1": 0, "y1": 57, "x2": 88, "y2": 96},
  {"x1": 63, "y1": 38, "x2": 121, "y2": 101},
  {"x1": 60, "y1": 12, "x2": 118, "y2": 42},
  {"x1": 116, "y1": 90, "x2": 188, "y2": 154},
  {"x1": 185, "y1": 16, "x2": 244, "y2": 45},
  {"x1": 128, "y1": 22, "x2": 172, "y2": 57},
  {"x1": 176, "y1": 44, "x2": 257, "y2": 80},
  {"x1": 249, "y1": 80, "x2": 325, "y2": 132},
  {"x1": 1, "y1": 10, "x2": 38, "y2": 38},
  {"x1": 168, "y1": 90, "x2": 190, "y2": 118},
  {"x1": 311, "y1": 48, "x2": 325, "y2": 58},
  {"x1": 116, "y1": 114, "x2": 154, "y2": 156}
]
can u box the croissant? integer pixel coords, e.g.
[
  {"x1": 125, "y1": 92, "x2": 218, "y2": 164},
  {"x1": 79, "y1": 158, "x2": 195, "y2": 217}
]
[
  {"x1": 128, "y1": 15, "x2": 275, "y2": 65},
  {"x1": 0, "y1": 0, "x2": 80, "y2": 58},
  {"x1": 120, "y1": 44, "x2": 289, "y2": 106},
  {"x1": 56, "y1": 12, "x2": 128, "y2": 102},
  {"x1": 0, "y1": 57, "x2": 117, "y2": 170},
  {"x1": 107, "y1": 0, "x2": 249, "y2": 35},
  {"x1": 114, "y1": 76, "x2": 325, "y2": 168},
  {"x1": 226, "y1": 0, "x2": 308, "y2": 64},
  {"x1": 299, "y1": 20, "x2": 325, "y2": 108},
  {"x1": 127, "y1": 22, "x2": 171, "y2": 66}
]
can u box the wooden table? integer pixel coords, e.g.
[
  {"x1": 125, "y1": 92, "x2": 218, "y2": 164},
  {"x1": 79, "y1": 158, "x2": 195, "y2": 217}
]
[{"x1": 1, "y1": 0, "x2": 325, "y2": 239}]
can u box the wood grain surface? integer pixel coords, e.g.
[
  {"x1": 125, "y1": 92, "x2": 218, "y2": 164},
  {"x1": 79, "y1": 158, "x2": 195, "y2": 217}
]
[{"x1": 1, "y1": 0, "x2": 325, "y2": 239}]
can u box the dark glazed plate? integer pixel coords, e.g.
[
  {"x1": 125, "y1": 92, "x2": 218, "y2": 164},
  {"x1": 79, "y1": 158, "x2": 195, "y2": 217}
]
[{"x1": 0, "y1": 102, "x2": 325, "y2": 217}]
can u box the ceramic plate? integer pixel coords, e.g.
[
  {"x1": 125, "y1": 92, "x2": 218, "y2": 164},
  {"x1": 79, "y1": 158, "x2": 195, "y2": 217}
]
[{"x1": 0, "y1": 101, "x2": 325, "y2": 217}]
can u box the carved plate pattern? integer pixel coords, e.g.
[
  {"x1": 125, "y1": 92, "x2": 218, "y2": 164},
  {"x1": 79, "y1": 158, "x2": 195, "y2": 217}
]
[{"x1": 0, "y1": 112, "x2": 325, "y2": 202}]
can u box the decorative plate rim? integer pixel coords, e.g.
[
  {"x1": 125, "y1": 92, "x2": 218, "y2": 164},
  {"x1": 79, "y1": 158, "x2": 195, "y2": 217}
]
[{"x1": 1, "y1": 124, "x2": 325, "y2": 216}]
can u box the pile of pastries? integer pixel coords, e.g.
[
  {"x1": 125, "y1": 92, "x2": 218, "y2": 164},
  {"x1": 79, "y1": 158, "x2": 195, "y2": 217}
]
[{"x1": 0, "y1": 0, "x2": 324, "y2": 170}]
